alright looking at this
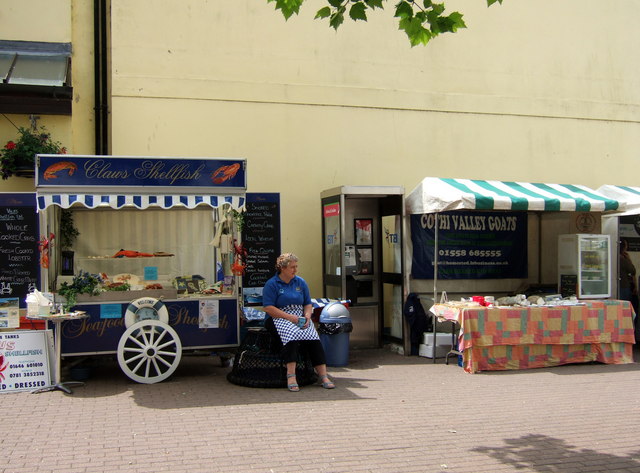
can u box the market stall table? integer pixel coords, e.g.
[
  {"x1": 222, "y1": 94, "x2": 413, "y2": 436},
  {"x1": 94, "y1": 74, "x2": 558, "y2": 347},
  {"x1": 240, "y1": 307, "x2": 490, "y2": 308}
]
[
  {"x1": 431, "y1": 300, "x2": 635, "y2": 373},
  {"x1": 28, "y1": 311, "x2": 89, "y2": 394}
]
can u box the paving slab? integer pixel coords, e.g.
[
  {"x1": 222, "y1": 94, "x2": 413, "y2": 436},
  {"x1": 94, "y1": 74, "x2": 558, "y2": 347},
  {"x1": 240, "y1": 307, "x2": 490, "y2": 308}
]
[{"x1": 2, "y1": 347, "x2": 640, "y2": 473}]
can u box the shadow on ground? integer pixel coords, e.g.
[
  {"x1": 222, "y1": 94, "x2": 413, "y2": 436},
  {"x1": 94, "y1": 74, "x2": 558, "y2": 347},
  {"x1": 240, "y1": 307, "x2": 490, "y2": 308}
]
[
  {"x1": 472, "y1": 433, "x2": 640, "y2": 472},
  {"x1": 63, "y1": 348, "x2": 427, "y2": 407}
]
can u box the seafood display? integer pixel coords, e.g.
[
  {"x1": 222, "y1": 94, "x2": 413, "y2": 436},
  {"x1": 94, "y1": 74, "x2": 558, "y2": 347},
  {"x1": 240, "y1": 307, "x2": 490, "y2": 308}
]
[
  {"x1": 113, "y1": 249, "x2": 154, "y2": 258},
  {"x1": 113, "y1": 250, "x2": 174, "y2": 258}
]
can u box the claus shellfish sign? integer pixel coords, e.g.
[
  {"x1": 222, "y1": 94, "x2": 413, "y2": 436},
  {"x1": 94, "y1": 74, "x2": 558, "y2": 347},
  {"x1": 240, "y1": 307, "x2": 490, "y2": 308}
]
[
  {"x1": 0, "y1": 330, "x2": 52, "y2": 393},
  {"x1": 36, "y1": 156, "x2": 246, "y2": 190}
]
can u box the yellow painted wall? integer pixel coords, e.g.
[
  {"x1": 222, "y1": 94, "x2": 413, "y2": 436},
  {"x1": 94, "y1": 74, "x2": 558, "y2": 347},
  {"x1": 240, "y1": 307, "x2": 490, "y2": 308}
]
[
  {"x1": 1, "y1": 1, "x2": 638, "y2": 296},
  {"x1": 0, "y1": 0, "x2": 71, "y2": 42},
  {"x1": 0, "y1": 0, "x2": 95, "y2": 192},
  {"x1": 108, "y1": 0, "x2": 640, "y2": 293}
]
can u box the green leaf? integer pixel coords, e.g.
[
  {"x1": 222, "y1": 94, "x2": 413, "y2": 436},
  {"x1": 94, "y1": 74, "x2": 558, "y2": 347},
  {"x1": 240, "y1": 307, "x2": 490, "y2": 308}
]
[
  {"x1": 431, "y1": 2, "x2": 445, "y2": 15},
  {"x1": 394, "y1": 1, "x2": 413, "y2": 19},
  {"x1": 423, "y1": 0, "x2": 432, "y2": 7},
  {"x1": 365, "y1": 0, "x2": 384, "y2": 9},
  {"x1": 487, "y1": 0, "x2": 503, "y2": 5},
  {"x1": 315, "y1": 6, "x2": 331, "y2": 19},
  {"x1": 426, "y1": 9, "x2": 441, "y2": 32},
  {"x1": 398, "y1": 16, "x2": 432, "y2": 46},
  {"x1": 267, "y1": 0, "x2": 304, "y2": 20},
  {"x1": 409, "y1": 27, "x2": 432, "y2": 47},
  {"x1": 447, "y1": 11, "x2": 466, "y2": 31},
  {"x1": 329, "y1": 11, "x2": 345, "y2": 29},
  {"x1": 349, "y1": 2, "x2": 367, "y2": 21},
  {"x1": 328, "y1": 0, "x2": 343, "y2": 7}
]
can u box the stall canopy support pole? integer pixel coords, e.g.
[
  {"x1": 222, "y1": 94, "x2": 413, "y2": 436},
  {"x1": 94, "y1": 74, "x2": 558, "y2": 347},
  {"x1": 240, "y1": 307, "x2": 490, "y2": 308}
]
[
  {"x1": 433, "y1": 212, "x2": 439, "y2": 364},
  {"x1": 537, "y1": 213, "x2": 542, "y2": 285}
]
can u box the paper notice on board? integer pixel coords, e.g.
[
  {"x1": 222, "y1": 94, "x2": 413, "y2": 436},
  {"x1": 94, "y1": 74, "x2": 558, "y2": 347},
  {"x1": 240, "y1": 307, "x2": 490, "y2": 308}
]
[
  {"x1": 344, "y1": 245, "x2": 356, "y2": 267},
  {"x1": 198, "y1": 299, "x2": 219, "y2": 328},
  {"x1": 0, "y1": 298, "x2": 20, "y2": 329}
]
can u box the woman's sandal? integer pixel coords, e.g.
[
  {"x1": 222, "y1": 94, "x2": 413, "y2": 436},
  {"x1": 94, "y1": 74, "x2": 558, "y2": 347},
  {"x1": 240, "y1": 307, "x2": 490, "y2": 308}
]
[
  {"x1": 287, "y1": 373, "x2": 300, "y2": 392},
  {"x1": 319, "y1": 375, "x2": 335, "y2": 389}
]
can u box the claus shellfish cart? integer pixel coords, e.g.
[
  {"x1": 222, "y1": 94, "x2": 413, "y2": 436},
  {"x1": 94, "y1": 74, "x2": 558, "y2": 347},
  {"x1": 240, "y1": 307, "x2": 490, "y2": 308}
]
[{"x1": 35, "y1": 155, "x2": 247, "y2": 384}]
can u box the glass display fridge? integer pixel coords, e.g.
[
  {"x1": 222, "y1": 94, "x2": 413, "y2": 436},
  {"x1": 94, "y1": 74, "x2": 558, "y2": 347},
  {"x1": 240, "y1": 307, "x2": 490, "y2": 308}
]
[{"x1": 558, "y1": 234, "x2": 611, "y2": 298}]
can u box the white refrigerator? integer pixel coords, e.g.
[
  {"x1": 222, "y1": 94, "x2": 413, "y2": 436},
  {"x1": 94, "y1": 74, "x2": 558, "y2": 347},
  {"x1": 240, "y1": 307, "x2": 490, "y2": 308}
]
[{"x1": 558, "y1": 234, "x2": 611, "y2": 299}]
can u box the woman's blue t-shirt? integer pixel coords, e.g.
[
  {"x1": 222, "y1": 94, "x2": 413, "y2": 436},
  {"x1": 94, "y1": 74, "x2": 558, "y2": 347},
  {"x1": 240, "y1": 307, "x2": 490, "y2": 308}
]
[{"x1": 262, "y1": 274, "x2": 312, "y2": 308}]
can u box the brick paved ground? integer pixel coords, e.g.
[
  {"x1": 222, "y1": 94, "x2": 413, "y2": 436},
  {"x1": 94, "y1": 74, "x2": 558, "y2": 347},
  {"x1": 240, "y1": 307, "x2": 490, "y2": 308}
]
[{"x1": 3, "y1": 347, "x2": 640, "y2": 473}]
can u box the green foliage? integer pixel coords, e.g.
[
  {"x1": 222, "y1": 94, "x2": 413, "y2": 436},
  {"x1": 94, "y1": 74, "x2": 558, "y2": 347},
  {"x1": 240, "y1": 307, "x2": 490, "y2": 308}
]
[
  {"x1": 60, "y1": 209, "x2": 80, "y2": 250},
  {"x1": 0, "y1": 126, "x2": 65, "y2": 179},
  {"x1": 269, "y1": 0, "x2": 503, "y2": 46},
  {"x1": 58, "y1": 271, "x2": 103, "y2": 311},
  {"x1": 231, "y1": 209, "x2": 245, "y2": 232},
  {"x1": 266, "y1": 0, "x2": 305, "y2": 20}
]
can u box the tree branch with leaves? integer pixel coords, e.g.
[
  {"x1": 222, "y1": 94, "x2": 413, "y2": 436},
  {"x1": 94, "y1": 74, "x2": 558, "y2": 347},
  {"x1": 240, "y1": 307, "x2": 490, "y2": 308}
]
[{"x1": 268, "y1": 0, "x2": 503, "y2": 46}]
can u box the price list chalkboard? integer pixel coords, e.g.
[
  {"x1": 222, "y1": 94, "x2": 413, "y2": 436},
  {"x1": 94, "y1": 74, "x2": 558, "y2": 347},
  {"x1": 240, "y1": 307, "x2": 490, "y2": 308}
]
[
  {"x1": 242, "y1": 193, "x2": 280, "y2": 303},
  {"x1": 0, "y1": 193, "x2": 40, "y2": 307}
]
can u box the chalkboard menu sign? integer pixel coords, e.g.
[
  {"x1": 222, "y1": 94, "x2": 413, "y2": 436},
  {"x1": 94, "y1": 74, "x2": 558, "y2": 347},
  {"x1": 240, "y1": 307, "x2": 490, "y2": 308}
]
[
  {"x1": 242, "y1": 193, "x2": 280, "y2": 306},
  {"x1": 560, "y1": 274, "x2": 578, "y2": 298},
  {"x1": 0, "y1": 193, "x2": 40, "y2": 308}
]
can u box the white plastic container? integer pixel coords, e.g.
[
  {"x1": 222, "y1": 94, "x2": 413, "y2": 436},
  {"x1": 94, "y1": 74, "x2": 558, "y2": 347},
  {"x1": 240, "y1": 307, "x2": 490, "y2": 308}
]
[
  {"x1": 418, "y1": 332, "x2": 453, "y2": 358},
  {"x1": 25, "y1": 290, "x2": 53, "y2": 316}
]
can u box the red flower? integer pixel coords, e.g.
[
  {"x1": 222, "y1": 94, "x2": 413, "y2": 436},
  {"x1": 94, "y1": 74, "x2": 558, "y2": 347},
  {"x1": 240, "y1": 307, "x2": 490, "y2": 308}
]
[
  {"x1": 60, "y1": 147, "x2": 67, "y2": 154},
  {"x1": 4, "y1": 141, "x2": 16, "y2": 150}
]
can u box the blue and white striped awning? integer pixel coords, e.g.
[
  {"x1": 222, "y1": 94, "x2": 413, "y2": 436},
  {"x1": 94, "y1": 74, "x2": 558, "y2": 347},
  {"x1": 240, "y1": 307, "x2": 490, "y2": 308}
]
[
  {"x1": 406, "y1": 177, "x2": 622, "y2": 214},
  {"x1": 596, "y1": 185, "x2": 640, "y2": 215},
  {"x1": 36, "y1": 193, "x2": 245, "y2": 211},
  {"x1": 311, "y1": 298, "x2": 350, "y2": 308}
]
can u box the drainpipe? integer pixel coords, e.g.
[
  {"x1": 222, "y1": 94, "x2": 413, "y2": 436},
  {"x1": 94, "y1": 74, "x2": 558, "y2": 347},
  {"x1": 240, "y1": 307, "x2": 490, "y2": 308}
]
[{"x1": 94, "y1": 0, "x2": 109, "y2": 155}]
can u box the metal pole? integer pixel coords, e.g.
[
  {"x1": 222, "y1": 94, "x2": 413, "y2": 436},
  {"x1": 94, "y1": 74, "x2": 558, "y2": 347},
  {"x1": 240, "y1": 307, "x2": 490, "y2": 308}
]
[{"x1": 433, "y1": 212, "x2": 439, "y2": 363}]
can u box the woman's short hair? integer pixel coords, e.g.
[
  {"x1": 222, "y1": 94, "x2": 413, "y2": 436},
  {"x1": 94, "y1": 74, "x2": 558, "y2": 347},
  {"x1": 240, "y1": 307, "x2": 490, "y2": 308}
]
[{"x1": 276, "y1": 253, "x2": 298, "y2": 272}]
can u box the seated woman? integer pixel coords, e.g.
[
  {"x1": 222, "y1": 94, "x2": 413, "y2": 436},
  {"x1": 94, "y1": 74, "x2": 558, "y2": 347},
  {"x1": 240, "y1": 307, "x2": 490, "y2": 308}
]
[{"x1": 262, "y1": 253, "x2": 335, "y2": 392}]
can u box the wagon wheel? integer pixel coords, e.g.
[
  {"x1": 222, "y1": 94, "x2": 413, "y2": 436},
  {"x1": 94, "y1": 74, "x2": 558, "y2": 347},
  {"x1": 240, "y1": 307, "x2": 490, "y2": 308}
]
[{"x1": 117, "y1": 320, "x2": 182, "y2": 384}]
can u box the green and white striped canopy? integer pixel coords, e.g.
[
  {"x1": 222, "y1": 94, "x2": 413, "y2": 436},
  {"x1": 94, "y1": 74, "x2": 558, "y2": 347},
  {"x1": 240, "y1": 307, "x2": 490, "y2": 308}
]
[
  {"x1": 596, "y1": 185, "x2": 640, "y2": 215},
  {"x1": 406, "y1": 177, "x2": 622, "y2": 214}
]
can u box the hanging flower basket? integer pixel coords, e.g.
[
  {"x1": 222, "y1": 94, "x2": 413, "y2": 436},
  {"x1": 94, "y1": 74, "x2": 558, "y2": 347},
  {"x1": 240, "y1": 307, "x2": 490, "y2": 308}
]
[{"x1": 0, "y1": 126, "x2": 66, "y2": 180}]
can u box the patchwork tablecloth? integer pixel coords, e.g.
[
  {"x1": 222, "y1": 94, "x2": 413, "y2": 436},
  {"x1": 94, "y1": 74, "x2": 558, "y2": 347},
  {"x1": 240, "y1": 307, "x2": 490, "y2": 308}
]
[{"x1": 435, "y1": 300, "x2": 635, "y2": 373}]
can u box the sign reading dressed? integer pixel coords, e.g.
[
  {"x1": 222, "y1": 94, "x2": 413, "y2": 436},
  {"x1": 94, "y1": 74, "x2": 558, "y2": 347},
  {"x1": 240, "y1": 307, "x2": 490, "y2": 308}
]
[
  {"x1": 242, "y1": 193, "x2": 280, "y2": 306},
  {"x1": 0, "y1": 193, "x2": 39, "y2": 307},
  {"x1": 0, "y1": 330, "x2": 52, "y2": 393},
  {"x1": 410, "y1": 211, "x2": 528, "y2": 279},
  {"x1": 36, "y1": 156, "x2": 246, "y2": 189}
]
